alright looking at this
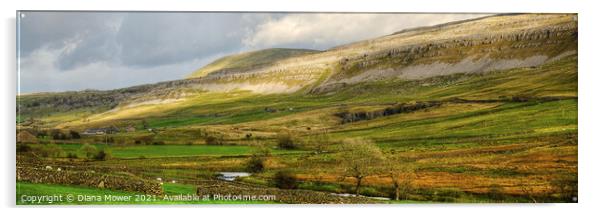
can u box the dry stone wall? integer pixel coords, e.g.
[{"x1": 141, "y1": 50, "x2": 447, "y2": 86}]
[{"x1": 17, "y1": 167, "x2": 163, "y2": 195}]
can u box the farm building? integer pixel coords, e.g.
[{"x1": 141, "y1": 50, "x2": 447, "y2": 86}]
[{"x1": 82, "y1": 126, "x2": 120, "y2": 135}]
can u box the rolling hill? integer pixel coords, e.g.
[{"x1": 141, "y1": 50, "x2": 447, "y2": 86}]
[{"x1": 187, "y1": 48, "x2": 320, "y2": 79}]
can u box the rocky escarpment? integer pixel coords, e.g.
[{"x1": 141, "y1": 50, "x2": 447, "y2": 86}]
[
  {"x1": 185, "y1": 14, "x2": 577, "y2": 95},
  {"x1": 312, "y1": 14, "x2": 577, "y2": 93}
]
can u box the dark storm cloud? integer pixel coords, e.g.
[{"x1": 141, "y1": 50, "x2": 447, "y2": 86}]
[
  {"x1": 115, "y1": 13, "x2": 267, "y2": 67},
  {"x1": 19, "y1": 12, "x2": 121, "y2": 56}
]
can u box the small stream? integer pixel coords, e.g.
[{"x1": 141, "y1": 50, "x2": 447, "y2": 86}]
[
  {"x1": 217, "y1": 172, "x2": 251, "y2": 181},
  {"x1": 330, "y1": 193, "x2": 391, "y2": 201}
]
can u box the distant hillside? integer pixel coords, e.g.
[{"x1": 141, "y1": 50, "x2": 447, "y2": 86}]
[{"x1": 187, "y1": 48, "x2": 320, "y2": 78}]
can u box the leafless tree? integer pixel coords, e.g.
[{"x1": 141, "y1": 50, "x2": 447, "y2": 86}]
[
  {"x1": 338, "y1": 138, "x2": 384, "y2": 195},
  {"x1": 386, "y1": 160, "x2": 416, "y2": 201}
]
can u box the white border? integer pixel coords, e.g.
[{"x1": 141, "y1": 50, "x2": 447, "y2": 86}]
[{"x1": 2, "y1": 0, "x2": 601, "y2": 215}]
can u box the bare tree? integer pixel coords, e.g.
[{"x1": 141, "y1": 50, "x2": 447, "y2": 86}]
[
  {"x1": 338, "y1": 138, "x2": 384, "y2": 195},
  {"x1": 386, "y1": 160, "x2": 416, "y2": 201},
  {"x1": 306, "y1": 129, "x2": 331, "y2": 154}
]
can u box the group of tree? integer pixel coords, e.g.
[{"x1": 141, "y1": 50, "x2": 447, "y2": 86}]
[
  {"x1": 79, "y1": 144, "x2": 112, "y2": 160},
  {"x1": 49, "y1": 130, "x2": 81, "y2": 140}
]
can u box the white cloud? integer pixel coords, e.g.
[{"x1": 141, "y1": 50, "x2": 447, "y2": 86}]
[{"x1": 244, "y1": 13, "x2": 490, "y2": 50}]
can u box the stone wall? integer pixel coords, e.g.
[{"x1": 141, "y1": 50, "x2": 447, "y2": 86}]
[{"x1": 17, "y1": 167, "x2": 163, "y2": 195}]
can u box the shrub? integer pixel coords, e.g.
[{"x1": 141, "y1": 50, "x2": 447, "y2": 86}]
[
  {"x1": 51, "y1": 130, "x2": 68, "y2": 140},
  {"x1": 204, "y1": 135, "x2": 224, "y2": 145},
  {"x1": 69, "y1": 130, "x2": 81, "y2": 139},
  {"x1": 276, "y1": 132, "x2": 298, "y2": 149},
  {"x1": 94, "y1": 150, "x2": 112, "y2": 161},
  {"x1": 134, "y1": 136, "x2": 154, "y2": 145},
  {"x1": 38, "y1": 144, "x2": 65, "y2": 158},
  {"x1": 17, "y1": 144, "x2": 32, "y2": 153},
  {"x1": 17, "y1": 144, "x2": 31, "y2": 152},
  {"x1": 246, "y1": 146, "x2": 271, "y2": 173},
  {"x1": 67, "y1": 152, "x2": 78, "y2": 159},
  {"x1": 274, "y1": 170, "x2": 298, "y2": 189},
  {"x1": 36, "y1": 130, "x2": 48, "y2": 138},
  {"x1": 152, "y1": 140, "x2": 165, "y2": 145},
  {"x1": 246, "y1": 155, "x2": 265, "y2": 173},
  {"x1": 79, "y1": 144, "x2": 98, "y2": 159}
]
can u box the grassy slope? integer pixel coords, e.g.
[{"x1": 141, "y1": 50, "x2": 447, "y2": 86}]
[
  {"x1": 334, "y1": 99, "x2": 576, "y2": 147},
  {"x1": 187, "y1": 48, "x2": 320, "y2": 78},
  {"x1": 65, "y1": 54, "x2": 576, "y2": 132}
]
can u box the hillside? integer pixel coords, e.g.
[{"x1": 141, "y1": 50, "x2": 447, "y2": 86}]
[
  {"x1": 187, "y1": 48, "x2": 320, "y2": 78},
  {"x1": 184, "y1": 13, "x2": 577, "y2": 95}
]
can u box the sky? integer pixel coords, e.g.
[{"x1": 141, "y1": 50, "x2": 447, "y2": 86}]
[{"x1": 17, "y1": 12, "x2": 489, "y2": 93}]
